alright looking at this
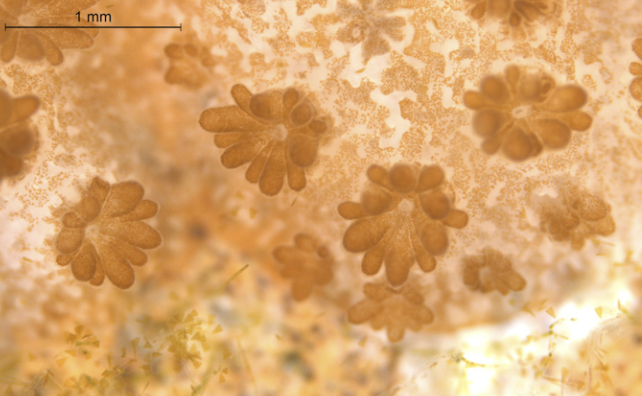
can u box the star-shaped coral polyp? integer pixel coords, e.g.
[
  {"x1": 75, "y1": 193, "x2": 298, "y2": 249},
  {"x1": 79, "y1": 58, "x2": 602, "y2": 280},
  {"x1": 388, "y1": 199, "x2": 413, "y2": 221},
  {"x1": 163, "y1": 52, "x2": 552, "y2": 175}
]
[
  {"x1": 0, "y1": 0, "x2": 99, "y2": 65},
  {"x1": 347, "y1": 282, "x2": 434, "y2": 342},
  {"x1": 462, "y1": 248, "x2": 526, "y2": 295},
  {"x1": 338, "y1": 163, "x2": 468, "y2": 287},
  {"x1": 0, "y1": 89, "x2": 39, "y2": 182},
  {"x1": 272, "y1": 233, "x2": 334, "y2": 301},
  {"x1": 55, "y1": 177, "x2": 162, "y2": 289},
  {"x1": 464, "y1": 65, "x2": 592, "y2": 161},
  {"x1": 199, "y1": 84, "x2": 328, "y2": 196},
  {"x1": 335, "y1": 0, "x2": 405, "y2": 63},
  {"x1": 630, "y1": 38, "x2": 642, "y2": 119}
]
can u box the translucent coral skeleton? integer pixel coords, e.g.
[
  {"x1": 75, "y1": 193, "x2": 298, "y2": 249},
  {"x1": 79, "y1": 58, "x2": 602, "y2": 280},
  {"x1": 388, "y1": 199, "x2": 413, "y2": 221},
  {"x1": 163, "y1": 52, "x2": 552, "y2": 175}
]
[
  {"x1": 347, "y1": 282, "x2": 434, "y2": 342},
  {"x1": 55, "y1": 177, "x2": 162, "y2": 289},
  {"x1": 339, "y1": 163, "x2": 468, "y2": 287},
  {"x1": 539, "y1": 189, "x2": 616, "y2": 250},
  {"x1": 199, "y1": 84, "x2": 329, "y2": 196},
  {"x1": 464, "y1": 65, "x2": 592, "y2": 161},
  {"x1": 631, "y1": 38, "x2": 642, "y2": 119},
  {"x1": 335, "y1": 0, "x2": 406, "y2": 63},
  {"x1": 465, "y1": 0, "x2": 557, "y2": 28},
  {"x1": 272, "y1": 233, "x2": 334, "y2": 301},
  {"x1": 462, "y1": 248, "x2": 526, "y2": 295},
  {"x1": 0, "y1": 89, "x2": 39, "y2": 183},
  {"x1": 0, "y1": 0, "x2": 98, "y2": 65}
]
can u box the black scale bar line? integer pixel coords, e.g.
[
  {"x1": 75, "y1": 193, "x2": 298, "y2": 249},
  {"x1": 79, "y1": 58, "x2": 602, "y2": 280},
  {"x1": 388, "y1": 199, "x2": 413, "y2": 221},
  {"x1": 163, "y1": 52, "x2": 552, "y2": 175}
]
[{"x1": 5, "y1": 23, "x2": 182, "y2": 30}]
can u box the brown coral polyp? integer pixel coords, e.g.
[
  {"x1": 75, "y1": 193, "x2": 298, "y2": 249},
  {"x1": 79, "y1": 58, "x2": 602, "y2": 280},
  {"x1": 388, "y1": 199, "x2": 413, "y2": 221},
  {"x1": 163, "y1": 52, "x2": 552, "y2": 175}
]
[
  {"x1": 164, "y1": 41, "x2": 216, "y2": 88},
  {"x1": 339, "y1": 163, "x2": 468, "y2": 287},
  {"x1": 0, "y1": 0, "x2": 98, "y2": 65},
  {"x1": 55, "y1": 177, "x2": 162, "y2": 289},
  {"x1": 466, "y1": 0, "x2": 556, "y2": 28},
  {"x1": 540, "y1": 190, "x2": 616, "y2": 250},
  {"x1": 272, "y1": 233, "x2": 334, "y2": 301},
  {"x1": 199, "y1": 84, "x2": 329, "y2": 196},
  {"x1": 0, "y1": 89, "x2": 39, "y2": 183},
  {"x1": 347, "y1": 282, "x2": 434, "y2": 342},
  {"x1": 462, "y1": 248, "x2": 526, "y2": 295},
  {"x1": 464, "y1": 65, "x2": 592, "y2": 161},
  {"x1": 335, "y1": 0, "x2": 406, "y2": 63}
]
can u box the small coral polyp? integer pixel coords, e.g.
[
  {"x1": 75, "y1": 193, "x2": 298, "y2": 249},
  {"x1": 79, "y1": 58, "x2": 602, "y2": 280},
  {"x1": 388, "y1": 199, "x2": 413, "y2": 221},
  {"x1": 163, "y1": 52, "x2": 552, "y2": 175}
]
[
  {"x1": 272, "y1": 233, "x2": 334, "y2": 301},
  {"x1": 0, "y1": 0, "x2": 98, "y2": 65},
  {"x1": 540, "y1": 189, "x2": 616, "y2": 250},
  {"x1": 0, "y1": 89, "x2": 39, "y2": 183},
  {"x1": 630, "y1": 38, "x2": 642, "y2": 119},
  {"x1": 464, "y1": 65, "x2": 592, "y2": 161},
  {"x1": 347, "y1": 282, "x2": 434, "y2": 343},
  {"x1": 55, "y1": 177, "x2": 162, "y2": 289},
  {"x1": 164, "y1": 41, "x2": 216, "y2": 88},
  {"x1": 335, "y1": 0, "x2": 406, "y2": 63},
  {"x1": 339, "y1": 163, "x2": 468, "y2": 287},
  {"x1": 199, "y1": 84, "x2": 328, "y2": 196},
  {"x1": 462, "y1": 248, "x2": 526, "y2": 295},
  {"x1": 466, "y1": 0, "x2": 555, "y2": 28}
]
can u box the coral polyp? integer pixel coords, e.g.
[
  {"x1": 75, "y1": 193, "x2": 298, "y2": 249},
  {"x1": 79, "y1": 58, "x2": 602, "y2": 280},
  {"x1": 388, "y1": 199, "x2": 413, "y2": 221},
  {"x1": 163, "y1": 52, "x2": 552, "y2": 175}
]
[
  {"x1": 0, "y1": 0, "x2": 98, "y2": 65},
  {"x1": 272, "y1": 233, "x2": 334, "y2": 301},
  {"x1": 464, "y1": 65, "x2": 592, "y2": 161},
  {"x1": 347, "y1": 282, "x2": 434, "y2": 342},
  {"x1": 199, "y1": 84, "x2": 329, "y2": 196},
  {"x1": 0, "y1": 89, "x2": 39, "y2": 183},
  {"x1": 462, "y1": 248, "x2": 526, "y2": 295},
  {"x1": 339, "y1": 163, "x2": 468, "y2": 287},
  {"x1": 55, "y1": 177, "x2": 162, "y2": 289},
  {"x1": 539, "y1": 188, "x2": 616, "y2": 250}
]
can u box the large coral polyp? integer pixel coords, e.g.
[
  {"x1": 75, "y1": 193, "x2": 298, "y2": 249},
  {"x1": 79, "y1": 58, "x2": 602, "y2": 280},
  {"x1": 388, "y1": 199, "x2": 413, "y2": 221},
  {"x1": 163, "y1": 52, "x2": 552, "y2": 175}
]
[
  {"x1": 0, "y1": 0, "x2": 98, "y2": 65},
  {"x1": 199, "y1": 84, "x2": 329, "y2": 196},
  {"x1": 462, "y1": 248, "x2": 526, "y2": 295},
  {"x1": 539, "y1": 189, "x2": 616, "y2": 250},
  {"x1": 339, "y1": 163, "x2": 468, "y2": 287},
  {"x1": 347, "y1": 282, "x2": 434, "y2": 342},
  {"x1": 464, "y1": 65, "x2": 592, "y2": 161},
  {"x1": 55, "y1": 177, "x2": 162, "y2": 289},
  {"x1": 0, "y1": 89, "x2": 39, "y2": 183}
]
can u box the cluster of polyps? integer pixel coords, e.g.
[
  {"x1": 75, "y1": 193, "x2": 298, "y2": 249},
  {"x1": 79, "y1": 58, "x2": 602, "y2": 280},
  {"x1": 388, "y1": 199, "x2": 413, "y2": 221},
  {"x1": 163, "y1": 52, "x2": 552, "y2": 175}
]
[
  {"x1": 540, "y1": 190, "x2": 616, "y2": 250},
  {"x1": 337, "y1": 163, "x2": 469, "y2": 341},
  {"x1": 0, "y1": 89, "x2": 39, "y2": 182},
  {"x1": 464, "y1": 65, "x2": 592, "y2": 161},
  {"x1": 199, "y1": 84, "x2": 329, "y2": 196},
  {"x1": 55, "y1": 177, "x2": 162, "y2": 289},
  {"x1": 0, "y1": 0, "x2": 98, "y2": 65}
]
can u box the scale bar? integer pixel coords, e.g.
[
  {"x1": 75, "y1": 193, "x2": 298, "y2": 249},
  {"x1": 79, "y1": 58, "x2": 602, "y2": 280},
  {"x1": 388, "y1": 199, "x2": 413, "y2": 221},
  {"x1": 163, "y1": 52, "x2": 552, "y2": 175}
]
[{"x1": 5, "y1": 23, "x2": 182, "y2": 30}]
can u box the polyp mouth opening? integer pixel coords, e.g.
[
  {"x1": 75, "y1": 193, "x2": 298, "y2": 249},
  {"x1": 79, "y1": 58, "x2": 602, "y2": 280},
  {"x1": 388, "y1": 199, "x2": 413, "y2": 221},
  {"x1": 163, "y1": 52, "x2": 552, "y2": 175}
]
[{"x1": 511, "y1": 105, "x2": 532, "y2": 119}]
